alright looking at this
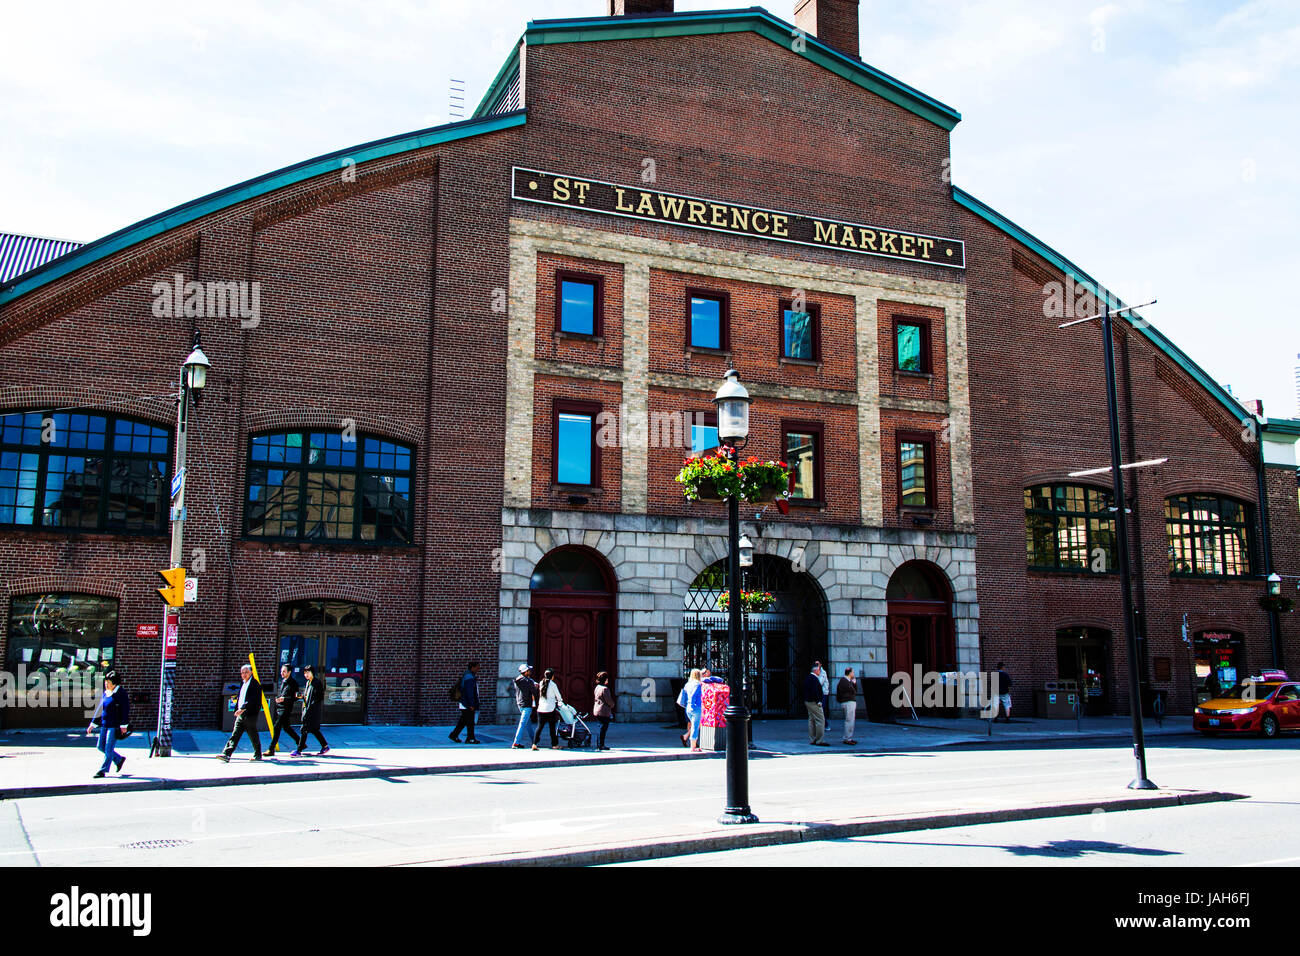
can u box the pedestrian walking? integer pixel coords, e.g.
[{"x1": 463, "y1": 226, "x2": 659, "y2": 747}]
[
  {"x1": 292, "y1": 664, "x2": 330, "y2": 756},
  {"x1": 677, "y1": 668, "x2": 703, "y2": 751},
  {"x1": 803, "y1": 663, "x2": 827, "y2": 745},
  {"x1": 88, "y1": 669, "x2": 129, "y2": 778},
  {"x1": 836, "y1": 667, "x2": 859, "y2": 744},
  {"x1": 994, "y1": 662, "x2": 1013, "y2": 723},
  {"x1": 593, "y1": 671, "x2": 615, "y2": 750},
  {"x1": 218, "y1": 664, "x2": 264, "y2": 762},
  {"x1": 266, "y1": 663, "x2": 301, "y2": 757},
  {"x1": 532, "y1": 668, "x2": 563, "y2": 750},
  {"x1": 512, "y1": 664, "x2": 537, "y2": 749},
  {"x1": 815, "y1": 659, "x2": 831, "y2": 729},
  {"x1": 448, "y1": 661, "x2": 481, "y2": 744}
]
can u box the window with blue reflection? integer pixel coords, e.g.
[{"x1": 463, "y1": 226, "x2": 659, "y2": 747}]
[
  {"x1": 690, "y1": 295, "x2": 723, "y2": 349},
  {"x1": 559, "y1": 279, "x2": 597, "y2": 335},
  {"x1": 784, "y1": 309, "x2": 815, "y2": 360},
  {"x1": 557, "y1": 412, "x2": 594, "y2": 485}
]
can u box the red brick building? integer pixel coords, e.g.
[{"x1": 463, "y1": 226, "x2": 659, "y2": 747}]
[{"x1": 1, "y1": 0, "x2": 1296, "y2": 729}]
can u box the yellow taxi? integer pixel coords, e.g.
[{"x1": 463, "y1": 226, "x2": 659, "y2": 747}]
[{"x1": 1194, "y1": 672, "x2": 1300, "y2": 738}]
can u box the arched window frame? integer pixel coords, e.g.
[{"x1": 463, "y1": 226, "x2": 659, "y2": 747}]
[
  {"x1": 1024, "y1": 483, "x2": 1117, "y2": 573},
  {"x1": 1165, "y1": 493, "x2": 1255, "y2": 578},
  {"x1": 243, "y1": 429, "x2": 415, "y2": 544},
  {"x1": 0, "y1": 409, "x2": 171, "y2": 533}
]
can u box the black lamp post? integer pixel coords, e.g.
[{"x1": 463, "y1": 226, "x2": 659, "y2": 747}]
[{"x1": 714, "y1": 369, "x2": 758, "y2": 824}]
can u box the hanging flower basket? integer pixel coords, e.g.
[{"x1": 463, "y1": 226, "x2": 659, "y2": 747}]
[
  {"x1": 677, "y1": 448, "x2": 790, "y2": 503},
  {"x1": 1261, "y1": 595, "x2": 1294, "y2": 614},
  {"x1": 718, "y1": 590, "x2": 776, "y2": 613}
]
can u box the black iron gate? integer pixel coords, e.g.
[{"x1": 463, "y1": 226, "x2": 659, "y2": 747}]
[{"x1": 683, "y1": 555, "x2": 827, "y2": 717}]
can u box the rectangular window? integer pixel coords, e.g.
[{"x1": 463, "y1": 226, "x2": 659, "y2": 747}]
[
  {"x1": 690, "y1": 411, "x2": 719, "y2": 454},
  {"x1": 780, "y1": 300, "x2": 820, "y2": 361},
  {"x1": 898, "y1": 434, "x2": 934, "y2": 508},
  {"x1": 554, "y1": 401, "x2": 601, "y2": 487},
  {"x1": 687, "y1": 290, "x2": 727, "y2": 350},
  {"x1": 895, "y1": 317, "x2": 931, "y2": 373},
  {"x1": 783, "y1": 421, "x2": 824, "y2": 502},
  {"x1": 556, "y1": 272, "x2": 602, "y2": 336}
]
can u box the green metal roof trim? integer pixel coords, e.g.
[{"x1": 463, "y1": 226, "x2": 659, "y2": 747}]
[
  {"x1": 952, "y1": 185, "x2": 1248, "y2": 426},
  {"x1": 1264, "y1": 418, "x2": 1300, "y2": 437},
  {"x1": 522, "y1": 7, "x2": 961, "y2": 131},
  {"x1": 0, "y1": 111, "x2": 528, "y2": 307},
  {"x1": 473, "y1": 41, "x2": 523, "y2": 118}
]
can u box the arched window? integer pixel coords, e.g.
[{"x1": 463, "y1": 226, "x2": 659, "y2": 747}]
[
  {"x1": 1024, "y1": 484, "x2": 1116, "y2": 572},
  {"x1": 6, "y1": 592, "x2": 119, "y2": 677},
  {"x1": 1166, "y1": 494, "x2": 1253, "y2": 577},
  {"x1": 0, "y1": 410, "x2": 169, "y2": 532},
  {"x1": 245, "y1": 430, "x2": 413, "y2": 543}
]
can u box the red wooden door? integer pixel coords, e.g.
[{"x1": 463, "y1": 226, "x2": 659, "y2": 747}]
[
  {"x1": 888, "y1": 615, "x2": 913, "y2": 696},
  {"x1": 537, "y1": 607, "x2": 597, "y2": 711}
]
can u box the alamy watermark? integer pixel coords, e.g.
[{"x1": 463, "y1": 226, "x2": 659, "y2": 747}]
[{"x1": 151, "y1": 273, "x2": 261, "y2": 328}]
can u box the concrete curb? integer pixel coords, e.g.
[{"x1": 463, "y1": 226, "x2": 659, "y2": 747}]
[
  {"x1": 0, "y1": 727, "x2": 1200, "y2": 801},
  {"x1": 430, "y1": 789, "x2": 1246, "y2": 867}
]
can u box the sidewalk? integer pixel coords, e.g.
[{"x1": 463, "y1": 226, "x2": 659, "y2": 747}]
[{"x1": 0, "y1": 715, "x2": 1194, "y2": 801}]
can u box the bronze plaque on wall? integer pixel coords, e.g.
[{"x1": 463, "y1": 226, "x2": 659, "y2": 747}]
[
  {"x1": 1153, "y1": 657, "x2": 1172, "y2": 682},
  {"x1": 636, "y1": 631, "x2": 668, "y2": 657}
]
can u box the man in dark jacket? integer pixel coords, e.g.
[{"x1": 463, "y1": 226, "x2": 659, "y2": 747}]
[
  {"x1": 89, "y1": 669, "x2": 130, "y2": 777},
  {"x1": 803, "y1": 664, "x2": 828, "y2": 746},
  {"x1": 266, "y1": 663, "x2": 301, "y2": 757},
  {"x1": 218, "y1": 664, "x2": 263, "y2": 762},
  {"x1": 511, "y1": 664, "x2": 537, "y2": 749},
  {"x1": 293, "y1": 664, "x2": 329, "y2": 756},
  {"x1": 448, "y1": 661, "x2": 480, "y2": 744}
]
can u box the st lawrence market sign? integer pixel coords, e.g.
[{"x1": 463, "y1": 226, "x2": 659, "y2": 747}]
[{"x1": 512, "y1": 167, "x2": 965, "y2": 269}]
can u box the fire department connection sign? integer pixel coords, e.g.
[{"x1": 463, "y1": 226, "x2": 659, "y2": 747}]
[{"x1": 512, "y1": 167, "x2": 966, "y2": 269}]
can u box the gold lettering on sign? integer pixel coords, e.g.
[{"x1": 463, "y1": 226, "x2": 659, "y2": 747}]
[
  {"x1": 710, "y1": 204, "x2": 729, "y2": 227},
  {"x1": 839, "y1": 227, "x2": 857, "y2": 248},
  {"x1": 878, "y1": 232, "x2": 899, "y2": 255},
  {"x1": 917, "y1": 238, "x2": 935, "y2": 259},
  {"x1": 687, "y1": 201, "x2": 707, "y2": 224},
  {"x1": 636, "y1": 192, "x2": 655, "y2": 216},
  {"x1": 552, "y1": 178, "x2": 570, "y2": 201},
  {"x1": 901, "y1": 235, "x2": 916, "y2": 257},
  {"x1": 859, "y1": 229, "x2": 877, "y2": 251},
  {"x1": 771, "y1": 214, "x2": 789, "y2": 238},
  {"x1": 731, "y1": 208, "x2": 750, "y2": 231},
  {"x1": 814, "y1": 221, "x2": 838, "y2": 244},
  {"x1": 659, "y1": 195, "x2": 686, "y2": 220},
  {"x1": 615, "y1": 188, "x2": 633, "y2": 212},
  {"x1": 573, "y1": 181, "x2": 591, "y2": 204},
  {"x1": 753, "y1": 211, "x2": 770, "y2": 233}
]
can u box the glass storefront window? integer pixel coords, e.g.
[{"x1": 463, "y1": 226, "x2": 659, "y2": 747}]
[
  {"x1": 6, "y1": 593, "x2": 118, "y2": 681},
  {"x1": 1166, "y1": 494, "x2": 1254, "y2": 577},
  {"x1": 1025, "y1": 483, "x2": 1116, "y2": 572}
]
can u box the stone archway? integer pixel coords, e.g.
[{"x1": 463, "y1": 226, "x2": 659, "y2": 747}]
[
  {"x1": 683, "y1": 553, "x2": 828, "y2": 717},
  {"x1": 886, "y1": 560, "x2": 955, "y2": 712},
  {"x1": 528, "y1": 546, "x2": 618, "y2": 712}
]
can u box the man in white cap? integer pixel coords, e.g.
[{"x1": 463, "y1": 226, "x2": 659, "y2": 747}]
[{"x1": 511, "y1": 664, "x2": 538, "y2": 749}]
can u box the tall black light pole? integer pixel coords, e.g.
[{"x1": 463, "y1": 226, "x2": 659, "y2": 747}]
[
  {"x1": 714, "y1": 369, "x2": 758, "y2": 824},
  {"x1": 1062, "y1": 299, "x2": 1158, "y2": 790}
]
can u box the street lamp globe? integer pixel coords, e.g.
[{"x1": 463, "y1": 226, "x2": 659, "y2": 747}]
[
  {"x1": 183, "y1": 340, "x2": 211, "y2": 392},
  {"x1": 738, "y1": 533, "x2": 754, "y2": 568},
  {"x1": 1268, "y1": 572, "x2": 1282, "y2": 597},
  {"x1": 714, "y1": 369, "x2": 750, "y2": 444}
]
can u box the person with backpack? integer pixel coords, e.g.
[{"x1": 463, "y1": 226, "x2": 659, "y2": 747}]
[
  {"x1": 88, "y1": 669, "x2": 129, "y2": 778},
  {"x1": 291, "y1": 664, "x2": 329, "y2": 756},
  {"x1": 532, "y1": 668, "x2": 563, "y2": 750},
  {"x1": 448, "y1": 661, "x2": 481, "y2": 744}
]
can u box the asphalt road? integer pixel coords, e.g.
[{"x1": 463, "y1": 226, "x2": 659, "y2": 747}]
[{"x1": 1, "y1": 735, "x2": 1294, "y2": 867}]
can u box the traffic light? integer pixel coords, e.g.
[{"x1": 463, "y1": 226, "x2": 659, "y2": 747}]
[{"x1": 157, "y1": 567, "x2": 185, "y2": 607}]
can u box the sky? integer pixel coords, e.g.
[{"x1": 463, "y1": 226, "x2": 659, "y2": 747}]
[{"x1": 1, "y1": 0, "x2": 1297, "y2": 417}]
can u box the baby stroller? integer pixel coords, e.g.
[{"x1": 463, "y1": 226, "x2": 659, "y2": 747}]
[{"x1": 556, "y1": 702, "x2": 592, "y2": 749}]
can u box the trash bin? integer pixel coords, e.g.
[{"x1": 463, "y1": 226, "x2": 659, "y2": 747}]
[
  {"x1": 863, "y1": 676, "x2": 896, "y2": 723},
  {"x1": 699, "y1": 681, "x2": 729, "y2": 751},
  {"x1": 219, "y1": 682, "x2": 241, "y2": 733}
]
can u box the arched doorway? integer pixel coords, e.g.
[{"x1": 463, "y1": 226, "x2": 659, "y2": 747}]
[
  {"x1": 886, "y1": 561, "x2": 954, "y2": 712},
  {"x1": 683, "y1": 554, "x2": 828, "y2": 717},
  {"x1": 528, "y1": 547, "x2": 617, "y2": 712}
]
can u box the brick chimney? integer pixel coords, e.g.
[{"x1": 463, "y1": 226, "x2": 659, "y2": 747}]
[
  {"x1": 794, "y1": 0, "x2": 860, "y2": 59},
  {"x1": 607, "y1": 0, "x2": 674, "y2": 14}
]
